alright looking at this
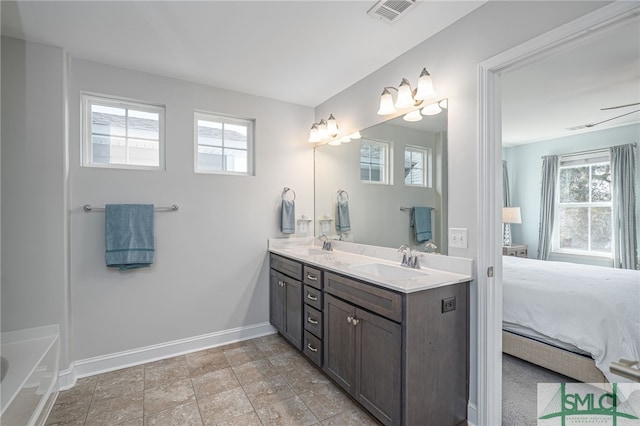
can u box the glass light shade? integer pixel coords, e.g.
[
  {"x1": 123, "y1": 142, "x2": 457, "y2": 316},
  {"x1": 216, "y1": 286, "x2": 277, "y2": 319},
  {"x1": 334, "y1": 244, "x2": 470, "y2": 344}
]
[
  {"x1": 421, "y1": 102, "x2": 442, "y2": 116},
  {"x1": 403, "y1": 110, "x2": 423, "y2": 122},
  {"x1": 438, "y1": 98, "x2": 448, "y2": 109},
  {"x1": 377, "y1": 89, "x2": 396, "y2": 115},
  {"x1": 349, "y1": 131, "x2": 361, "y2": 139},
  {"x1": 317, "y1": 119, "x2": 328, "y2": 140},
  {"x1": 339, "y1": 136, "x2": 351, "y2": 143},
  {"x1": 415, "y1": 68, "x2": 437, "y2": 101},
  {"x1": 328, "y1": 140, "x2": 342, "y2": 146},
  {"x1": 308, "y1": 124, "x2": 320, "y2": 143},
  {"x1": 326, "y1": 114, "x2": 338, "y2": 137},
  {"x1": 502, "y1": 207, "x2": 522, "y2": 224},
  {"x1": 395, "y1": 78, "x2": 415, "y2": 109}
]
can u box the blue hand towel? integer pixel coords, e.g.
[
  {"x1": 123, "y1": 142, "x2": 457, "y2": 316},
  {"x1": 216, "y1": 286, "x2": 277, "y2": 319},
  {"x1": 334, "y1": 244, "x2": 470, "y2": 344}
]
[
  {"x1": 411, "y1": 207, "x2": 433, "y2": 244},
  {"x1": 281, "y1": 199, "x2": 295, "y2": 234},
  {"x1": 105, "y1": 204, "x2": 155, "y2": 271},
  {"x1": 336, "y1": 200, "x2": 351, "y2": 232}
]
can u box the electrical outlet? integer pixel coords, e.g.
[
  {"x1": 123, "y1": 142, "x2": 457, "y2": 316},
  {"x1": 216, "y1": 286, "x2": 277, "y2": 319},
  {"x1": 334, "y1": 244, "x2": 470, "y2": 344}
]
[
  {"x1": 298, "y1": 221, "x2": 308, "y2": 233},
  {"x1": 449, "y1": 228, "x2": 468, "y2": 249},
  {"x1": 442, "y1": 297, "x2": 456, "y2": 313}
]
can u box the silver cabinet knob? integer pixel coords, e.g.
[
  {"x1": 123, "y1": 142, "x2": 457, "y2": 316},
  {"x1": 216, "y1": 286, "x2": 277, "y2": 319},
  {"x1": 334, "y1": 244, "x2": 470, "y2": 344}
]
[
  {"x1": 352, "y1": 318, "x2": 360, "y2": 326},
  {"x1": 347, "y1": 315, "x2": 353, "y2": 323}
]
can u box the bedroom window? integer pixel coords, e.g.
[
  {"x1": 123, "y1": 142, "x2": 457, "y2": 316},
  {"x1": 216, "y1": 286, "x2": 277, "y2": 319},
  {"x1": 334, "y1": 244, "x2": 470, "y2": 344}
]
[
  {"x1": 555, "y1": 151, "x2": 612, "y2": 255},
  {"x1": 195, "y1": 112, "x2": 254, "y2": 175},
  {"x1": 360, "y1": 140, "x2": 391, "y2": 184},
  {"x1": 83, "y1": 94, "x2": 165, "y2": 170},
  {"x1": 404, "y1": 146, "x2": 431, "y2": 187}
]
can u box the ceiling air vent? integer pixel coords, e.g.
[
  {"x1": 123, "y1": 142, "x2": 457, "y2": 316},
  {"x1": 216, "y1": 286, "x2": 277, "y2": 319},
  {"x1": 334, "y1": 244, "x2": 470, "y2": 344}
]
[{"x1": 367, "y1": 0, "x2": 418, "y2": 25}]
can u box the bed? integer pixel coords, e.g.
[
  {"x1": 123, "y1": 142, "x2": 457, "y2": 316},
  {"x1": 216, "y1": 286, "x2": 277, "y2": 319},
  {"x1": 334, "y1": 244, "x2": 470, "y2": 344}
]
[{"x1": 502, "y1": 255, "x2": 640, "y2": 383}]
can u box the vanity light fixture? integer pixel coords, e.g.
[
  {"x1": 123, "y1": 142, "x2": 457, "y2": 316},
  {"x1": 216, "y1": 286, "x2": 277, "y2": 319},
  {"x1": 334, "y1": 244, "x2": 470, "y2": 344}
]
[
  {"x1": 308, "y1": 114, "x2": 340, "y2": 143},
  {"x1": 377, "y1": 67, "x2": 437, "y2": 116},
  {"x1": 421, "y1": 99, "x2": 449, "y2": 116},
  {"x1": 403, "y1": 110, "x2": 423, "y2": 122}
]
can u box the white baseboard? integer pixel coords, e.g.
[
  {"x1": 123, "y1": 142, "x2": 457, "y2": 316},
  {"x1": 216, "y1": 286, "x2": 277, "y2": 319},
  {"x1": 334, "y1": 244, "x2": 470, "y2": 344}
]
[
  {"x1": 467, "y1": 402, "x2": 477, "y2": 426},
  {"x1": 59, "y1": 322, "x2": 277, "y2": 390}
]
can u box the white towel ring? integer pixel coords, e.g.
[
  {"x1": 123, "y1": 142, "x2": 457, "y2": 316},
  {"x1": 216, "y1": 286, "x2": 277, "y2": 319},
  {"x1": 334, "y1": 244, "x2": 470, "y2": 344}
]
[
  {"x1": 337, "y1": 189, "x2": 349, "y2": 202},
  {"x1": 282, "y1": 187, "x2": 296, "y2": 201}
]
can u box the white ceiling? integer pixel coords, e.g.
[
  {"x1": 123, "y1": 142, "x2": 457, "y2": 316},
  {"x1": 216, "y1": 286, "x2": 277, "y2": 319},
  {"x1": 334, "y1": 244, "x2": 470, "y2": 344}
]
[
  {"x1": 1, "y1": 0, "x2": 486, "y2": 107},
  {"x1": 501, "y1": 16, "x2": 640, "y2": 146}
]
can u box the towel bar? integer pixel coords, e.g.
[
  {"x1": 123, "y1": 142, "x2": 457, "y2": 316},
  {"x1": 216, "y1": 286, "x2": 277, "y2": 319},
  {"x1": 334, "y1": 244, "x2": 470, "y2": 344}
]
[
  {"x1": 84, "y1": 204, "x2": 179, "y2": 212},
  {"x1": 400, "y1": 206, "x2": 437, "y2": 212}
]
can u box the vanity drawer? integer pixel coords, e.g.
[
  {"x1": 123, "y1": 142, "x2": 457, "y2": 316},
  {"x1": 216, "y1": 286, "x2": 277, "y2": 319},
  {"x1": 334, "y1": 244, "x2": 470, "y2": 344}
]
[
  {"x1": 304, "y1": 304, "x2": 323, "y2": 338},
  {"x1": 270, "y1": 254, "x2": 302, "y2": 280},
  {"x1": 303, "y1": 330, "x2": 322, "y2": 367},
  {"x1": 303, "y1": 266, "x2": 323, "y2": 289},
  {"x1": 324, "y1": 272, "x2": 402, "y2": 323},
  {"x1": 304, "y1": 285, "x2": 323, "y2": 311}
]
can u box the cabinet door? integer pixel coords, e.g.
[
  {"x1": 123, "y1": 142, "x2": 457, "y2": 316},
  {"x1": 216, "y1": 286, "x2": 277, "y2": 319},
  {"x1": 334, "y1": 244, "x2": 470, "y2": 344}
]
[
  {"x1": 283, "y1": 277, "x2": 302, "y2": 350},
  {"x1": 269, "y1": 269, "x2": 284, "y2": 333},
  {"x1": 323, "y1": 294, "x2": 356, "y2": 394},
  {"x1": 355, "y1": 308, "x2": 402, "y2": 426}
]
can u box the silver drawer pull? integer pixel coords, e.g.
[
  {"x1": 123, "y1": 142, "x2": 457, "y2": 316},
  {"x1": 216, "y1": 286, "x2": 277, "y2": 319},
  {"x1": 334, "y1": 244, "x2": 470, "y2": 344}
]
[
  {"x1": 307, "y1": 343, "x2": 318, "y2": 353},
  {"x1": 306, "y1": 274, "x2": 318, "y2": 281},
  {"x1": 278, "y1": 280, "x2": 285, "y2": 287},
  {"x1": 307, "y1": 317, "x2": 318, "y2": 325},
  {"x1": 307, "y1": 293, "x2": 318, "y2": 301}
]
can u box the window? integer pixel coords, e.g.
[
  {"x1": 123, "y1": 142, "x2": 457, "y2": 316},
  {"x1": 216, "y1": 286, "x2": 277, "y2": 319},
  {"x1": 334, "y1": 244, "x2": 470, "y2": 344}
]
[
  {"x1": 195, "y1": 112, "x2": 254, "y2": 175},
  {"x1": 555, "y1": 151, "x2": 612, "y2": 255},
  {"x1": 360, "y1": 140, "x2": 391, "y2": 184},
  {"x1": 404, "y1": 146, "x2": 431, "y2": 187},
  {"x1": 83, "y1": 94, "x2": 165, "y2": 170}
]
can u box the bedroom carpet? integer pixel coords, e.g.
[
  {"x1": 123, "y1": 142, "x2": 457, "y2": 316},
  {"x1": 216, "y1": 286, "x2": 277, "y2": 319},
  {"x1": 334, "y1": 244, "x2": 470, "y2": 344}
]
[{"x1": 502, "y1": 353, "x2": 577, "y2": 425}]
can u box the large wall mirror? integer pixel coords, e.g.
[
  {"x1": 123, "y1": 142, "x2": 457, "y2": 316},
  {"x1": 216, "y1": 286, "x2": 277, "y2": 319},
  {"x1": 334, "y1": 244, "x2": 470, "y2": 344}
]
[{"x1": 314, "y1": 104, "x2": 448, "y2": 254}]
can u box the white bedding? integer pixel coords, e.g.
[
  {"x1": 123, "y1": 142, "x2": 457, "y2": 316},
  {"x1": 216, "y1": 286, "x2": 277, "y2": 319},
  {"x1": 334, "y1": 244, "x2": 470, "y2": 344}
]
[{"x1": 502, "y1": 256, "x2": 640, "y2": 383}]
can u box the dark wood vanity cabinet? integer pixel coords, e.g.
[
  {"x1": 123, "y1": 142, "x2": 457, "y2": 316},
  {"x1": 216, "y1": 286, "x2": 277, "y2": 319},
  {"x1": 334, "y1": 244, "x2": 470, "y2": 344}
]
[
  {"x1": 269, "y1": 254, "x2": 303, "y2": 350},
  {"x1": 269, "y1": 253, "x2": 469, "y2": 426}
]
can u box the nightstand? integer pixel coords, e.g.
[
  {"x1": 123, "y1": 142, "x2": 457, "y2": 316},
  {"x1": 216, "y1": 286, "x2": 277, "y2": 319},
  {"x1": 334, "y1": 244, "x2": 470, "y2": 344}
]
[{"x1": 503, "y1": 244, "x2": 528, "y2": 258}]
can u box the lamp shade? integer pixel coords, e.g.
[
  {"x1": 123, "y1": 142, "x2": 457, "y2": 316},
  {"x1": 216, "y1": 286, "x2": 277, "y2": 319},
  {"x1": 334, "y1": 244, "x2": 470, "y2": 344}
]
[
  {"x1": 377, "y1": 88, "x2": 396, "y2": 115},
  {"x1": 326, "y1": 114, "x2": 338, "y2": 137},
  {"x1": 502, "y1": 207, "x2": 522, "y2": 224},
  {"x1": 308, "y1": 123, "x2": 320, "y2": 143},
  {"x1": 421, "y1": 102, "x2": 442, "y2": 116},
  {"x1": 415, "y1": 68, "x2": 437, "y2": 101},
  {"x1": 403, "y1": 110, "x2": 423, "y2": 122},
  {"x1": 395, "y1": 78, "x2": 415, "y2": 109}
]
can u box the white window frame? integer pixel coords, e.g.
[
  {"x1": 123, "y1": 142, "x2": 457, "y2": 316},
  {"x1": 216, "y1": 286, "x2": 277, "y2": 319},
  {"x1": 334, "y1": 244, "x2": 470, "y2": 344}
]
[
  {"x1": 82, "y1": 93, "x2": 166, "y2": 170},
  {"x1": 360, "y1": 139, "x2": 392, "y2": 185},
  {"x1": 552, "y1": 150, "x2": 613, "y2": 258},
  {"x1": 404, "y1": 145, "x2": 432, "y2": 188},
  {"x1": 194, "y1": 111, "x2": 255, "y2": 176}
]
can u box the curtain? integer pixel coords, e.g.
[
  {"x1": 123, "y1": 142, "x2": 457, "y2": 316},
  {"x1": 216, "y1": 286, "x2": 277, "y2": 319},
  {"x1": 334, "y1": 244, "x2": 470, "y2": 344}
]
[
  {"x1": 611, "y1": 144, "x2": 638, "y2": 269},
  {"x1": 537, "y1": 155, "x2": 558, "y2": 260},
  {"x1": 503, "y1": 160, "x2": 511, "y2": 207}
]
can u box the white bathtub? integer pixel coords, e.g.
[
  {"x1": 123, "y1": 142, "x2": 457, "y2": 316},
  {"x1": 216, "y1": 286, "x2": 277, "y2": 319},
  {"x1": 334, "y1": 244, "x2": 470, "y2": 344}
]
[{"x1": 1, "y1": 325, "x2": 60, "y2": 426}]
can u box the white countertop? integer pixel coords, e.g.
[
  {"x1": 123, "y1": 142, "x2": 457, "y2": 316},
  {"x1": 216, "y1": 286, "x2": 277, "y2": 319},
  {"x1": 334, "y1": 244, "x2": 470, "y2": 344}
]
[{"x1": 268, "y1": 238, "x2": 474, "y2": 293}]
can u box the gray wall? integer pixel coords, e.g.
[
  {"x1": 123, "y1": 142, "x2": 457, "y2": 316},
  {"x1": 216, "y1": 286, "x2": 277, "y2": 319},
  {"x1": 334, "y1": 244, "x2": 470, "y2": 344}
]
[
  {"x1": 1, "y1": 37, "x2": 69, "y2": 363},
  {"x1": 314, "y1": 0, "x2": 608, "y2": 414},
  {"x1": 503, "y1": 123, "x2": 640, "y2": 265},
  {"x1": 67, "y1": 58, "x2": 314, "y2": 360}
]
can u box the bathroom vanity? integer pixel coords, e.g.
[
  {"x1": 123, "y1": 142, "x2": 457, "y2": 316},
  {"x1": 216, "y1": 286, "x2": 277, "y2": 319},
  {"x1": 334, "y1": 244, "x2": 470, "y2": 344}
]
[{"x1": 268, "y1": 240, "x2": 472, "y2": 426}]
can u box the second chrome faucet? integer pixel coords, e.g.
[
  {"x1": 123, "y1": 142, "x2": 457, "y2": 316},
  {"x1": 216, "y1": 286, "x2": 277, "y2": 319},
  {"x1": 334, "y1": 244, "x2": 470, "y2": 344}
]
[{"x1": 398, "y1": 244, "x2": 421, "y2": 269}]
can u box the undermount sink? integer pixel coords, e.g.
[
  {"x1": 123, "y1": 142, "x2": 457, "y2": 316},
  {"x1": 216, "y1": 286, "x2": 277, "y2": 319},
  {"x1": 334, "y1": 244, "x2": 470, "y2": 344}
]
[
  {"x1": 286, "y1": 247, "x2": 329, "y2": 256},
  {"x1": 349, "y1": 263, "x2": 429, "y2": 280}
]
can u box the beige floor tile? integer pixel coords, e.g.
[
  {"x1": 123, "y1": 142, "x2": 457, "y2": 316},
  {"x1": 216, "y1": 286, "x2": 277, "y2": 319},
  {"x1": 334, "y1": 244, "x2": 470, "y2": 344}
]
[
  {"x1": 144, "y1": 401, "x2": 202, "y2": 426},
  {"x1": 191, "y1": 367, "x2": 240, "y2": 399},
  {"x1": 143, "y1": 378, "x2": 195, "y2": 415},
  {"x1": 255, "y1": 395, "x2": 319, "y2": 426},
  {"x1": 298, "y1": 382, "x2": 358, "y2": 421},
  {"x1": 93, "y1": 380, "x2": 144, "y2": 402},
  {"x1": 115, "y1": 418, "x2": 144, "y2": 426},
  {"x1": 212, "y1": 410, "x2": 262, "y2": 426},
  {"x1": 55, "y1": 376, "x2": 97, "y2": 406},
  {"x1": 196, "y1": 386, "x2": 254, "y2": 426},
  {"x1": 85, "y1": 394, "x2": 143, "y2": 426},
  {"x1": 242, "y1": 374, "x2": 296, "y2": 409},
  {"x1": 231, "y1": 358, "x2": 280, "y2": 385},
  {"x1": 186, "y1": 349, "x2": 230, "y2": 377},
  {"x1": 45, "y1": 401, "x2": 89, "y2": 425},
  {"x1": 254, "y1": 334, "x2": 294, "y2": 357},
  {"x1": 281, "y1": 364, "x2": 331, "y2": 394},
  {"x1": 144, "y1": 356, "x2": 190, "y2": 389},
  {"x1": 268, "y1": 350, "x2": 314, "y2": 373},
  {"x1": 223, "y1": 344, "x2": 265, "y2": 367},
  {"x1": 95, "y1": 366, "x2": 144, "y2": 391},
  {"x1": 321, "y1": 408, "x2": 380, "y2": 426}
]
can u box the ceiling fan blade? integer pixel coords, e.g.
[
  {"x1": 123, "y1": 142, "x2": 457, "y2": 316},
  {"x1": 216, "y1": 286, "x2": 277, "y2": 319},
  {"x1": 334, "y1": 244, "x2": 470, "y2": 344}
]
[
  {"x1": 567, "y1": 109, "x2": 640, "y2": 131},
  {"x1": 601, "y1": 102, "x2": 640, "y2": 111}
]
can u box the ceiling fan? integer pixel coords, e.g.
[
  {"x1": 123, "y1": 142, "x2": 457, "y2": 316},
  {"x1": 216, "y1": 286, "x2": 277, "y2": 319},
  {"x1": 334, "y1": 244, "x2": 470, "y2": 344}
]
[{"x1": 567, "y1": 102, "x2": 640, "y2": 131}]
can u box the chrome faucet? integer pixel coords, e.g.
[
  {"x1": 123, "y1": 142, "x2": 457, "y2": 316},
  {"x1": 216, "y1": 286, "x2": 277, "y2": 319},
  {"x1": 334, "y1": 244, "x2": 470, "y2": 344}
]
[
  {"x1": 339, "y1": 233, "x2": 349, "y2": 241},
  {"x1": 398, "y1": 244, "x2": 421, "y2": 269},
  {"x1": 318, "y1": 235, "x2": 333, "y2": 251}
]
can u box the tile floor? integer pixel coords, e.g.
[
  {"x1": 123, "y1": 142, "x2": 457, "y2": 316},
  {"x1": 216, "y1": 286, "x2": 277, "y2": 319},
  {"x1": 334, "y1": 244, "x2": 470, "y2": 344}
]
[{"x1": 45, "y1": 334, "x2": 380, "y2": 426}]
